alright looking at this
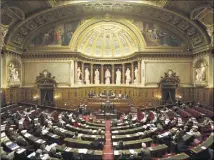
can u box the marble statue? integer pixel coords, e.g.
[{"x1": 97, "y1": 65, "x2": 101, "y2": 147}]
[
  {"x1": 77, "y1": 67, "x2": 81, "y2": 81},
  {"x1": 94, "y1": 69, "x2": 100, "y2": 84},
  {"x1": 125, "y1": 68, "x2": 131, "y2": 84},
  {"x1": 77, "y1": 67, "x2": 82, "y2": 85},
  {"x1": 85, "y1": 68, "x2": 90, "y2": 84},
  {"x1": 105, "y1": 68, "x2": 111, "y2": 84},
  {"x1": 9, "y1": 63, "x2": 20, "y2": 86},
  {"x1": 134, "y1": 67, "x2": 138, "y2": 84},
  {"x1": 195, "y1": 63, "x2": 206, "y2": 82},
  {"x1": 116, "y1": 69, "x2": 121, "y2": 85}
]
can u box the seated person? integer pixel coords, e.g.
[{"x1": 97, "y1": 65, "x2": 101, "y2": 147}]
[
  {"x1": 90, "y1": 137, "x2": 103, "y2": 150},
  {"x1": 72, "y1": 151, "x2": 83, "y2": 160},
  {"x1": 118, "y1": 152, "x2": 129, "y2": 160},
  {"x1": 129, "y1": 153, "x2": 139, "y2": 160},
  {"x1": 185, "y1": 119, "x2": 193, "y2": 130},
  {"x1": 116, "y1": 141, "x2": 124, "y2": 150},
  {"x1": 16, "y1": 136, "x2": 28, "y2": 146},
  {"x1": 0, "y1": 147, "x2": 14, "y2": 160},
  {"x1": 138, "y1": 143, "x2": 151, "y2": 160},
  {"x1": 34, "y1": 124, "x2": 42, "y2": 137},
  {"x1": 30, "y1": 149, "x2": 50, "y2": 160},
  {"x1": 112, "y1": 120, "x2": 117, "y2": 127},
  {"x1": 176, "y1": 134, "x2": 189, "y2": 153},
  {"x1": 40, "y1": 144, "x2": 49, "y2": 154},
  {"x1": 199, "y1": 117, "x2": 210, "y2": 127},
  {"x1": 190, "y1": 126, "x2": 201, "y2": 138},
  {"x1": 49, "y1": 147, "x2": 62, "y2": 159},
  {"x1": 73, "y1": 132, "x2": 81, "y2": 140},
  {"x1": 173, "y1": 130, "x2": 180, "y2": 142},
  {"x1": 96, "y1": 129, "x2": 102, "y2": 135}
]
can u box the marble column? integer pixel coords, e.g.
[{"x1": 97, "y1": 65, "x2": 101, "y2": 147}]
[
  {"x1": 101, "y1": 64, "x2": 104, "y2": 84},
  {"x1": 74, "y1": 60, "x2": 78, "y2": 84},
  {"x1": 138, "y1": 60, "x2": 141, "y2": 84},
  {"x1": 131, "y1": 62, "x2": 134, "y2": 84},
  {"x1": 81, "y1": 62, "x2": 84, "y2": 84},
  {"x1": 0, "y1": 25, "x2": 8, "y2": 90},
  {"x1": 112, "y1": 64, "x2": 115, "y2": 84},
  {"x1": 122, "y1": 63, "x2": 125, "y2": 84},
  {"x1": 90, "y1": 64, "x2": 93, "y2": 84}
]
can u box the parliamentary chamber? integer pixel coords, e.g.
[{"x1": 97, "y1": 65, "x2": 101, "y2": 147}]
[{"x1": 0, "y1": 0, "x2": 213, "y2": 110}]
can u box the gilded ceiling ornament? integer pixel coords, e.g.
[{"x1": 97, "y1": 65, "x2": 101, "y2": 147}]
[{"x1": 191, "y1": 33, "x2": 203, "y2": 45}]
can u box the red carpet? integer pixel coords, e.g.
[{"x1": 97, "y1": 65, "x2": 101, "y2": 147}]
[{"x1": 103, "y1": 120, "x2": 114, "y2": 160}]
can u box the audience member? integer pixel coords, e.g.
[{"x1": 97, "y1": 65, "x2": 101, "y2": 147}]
[{"x1": 138, "y1": 143, "x2": 151, "y2": 160}]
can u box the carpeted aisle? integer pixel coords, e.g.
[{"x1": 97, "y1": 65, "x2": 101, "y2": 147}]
[{"x1": 103, "y1": 120, "x2": 114, "y2": 160}]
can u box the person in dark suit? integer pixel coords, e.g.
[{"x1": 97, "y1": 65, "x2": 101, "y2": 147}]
[
  {"x1": 73, "y1": 132, "x2": 81, "y2": 140},
  {"x1": 49, "y1": 147, "x2": 62, "y2": 159},
  {"x1": 90, "y1": 137, "x2": 103, "y2": 150},
  {"x1": 176, "y1": 133, "x2": 188, "y2": 153},
  {"x1": 116, "y1": 141, "x2": 124, "y2": 150},
  {"x1": 129, "y1": 153, "x2": 139, "y2": 160},
  {"x1": 34, "y1": 124, "x2": 42, "y2": 137},
  {"x1": 72, "y1": 151, "x2": 83, "y2": 160},
  {"x1": 138, "y1": 143, "x2": 151, "y2": 160},
  {"x1": 31, "y1": 149, "x2": 43, "y2": 160},
  {"x1": 118, "y1": 153, "x2": 129, "y2": 160}
]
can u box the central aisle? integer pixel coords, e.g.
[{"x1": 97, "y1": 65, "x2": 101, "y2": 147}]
[{"x1": 103, "y1": 120, "x2": 114, "y2": 160}]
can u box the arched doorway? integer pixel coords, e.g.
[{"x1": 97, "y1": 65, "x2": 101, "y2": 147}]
[
  {"x1": 36, "y1": 70, "x2": 57, "y2": 106},
  {"x1": 158, "y1": 70, "x2": 180, "y2": 105}
]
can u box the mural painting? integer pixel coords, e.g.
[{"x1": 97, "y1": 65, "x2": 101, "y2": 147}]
[
  {"x1": 134, "y1": 20, "x2": 184, "y2": 47},
  {"x1": 30, "y1": 21, "x2": 80, "y2": 47}
]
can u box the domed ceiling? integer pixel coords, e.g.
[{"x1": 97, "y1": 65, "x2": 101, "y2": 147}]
[{"x1": 76, "y1": 21, "x2": 139, "y2": 58}]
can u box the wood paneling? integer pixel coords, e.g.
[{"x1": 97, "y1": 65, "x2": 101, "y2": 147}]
[{"x1": 3, "y1": 86, "x2": 213, "y2": 109}]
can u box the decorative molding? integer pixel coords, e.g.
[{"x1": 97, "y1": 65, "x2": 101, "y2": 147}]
[
  {"x1": 36, "y1": 70, "x2": 57, "y2": 87},
  {"x1": 20, "y1": 51, "x2": 193, "y2": 63},
  {"x1": 158, "y1": 70, "x2": 180, "y2": 87},
  {"x1": 0, "y1": 24, "x2": 9, "y2": 50}
]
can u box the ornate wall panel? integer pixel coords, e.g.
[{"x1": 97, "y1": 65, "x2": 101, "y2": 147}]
[
  {"x1": 23, "y1": 61, "x2": 73, "y2": 87},
  {"x1": 145, "y1": 61, "x2": 192, "y2": 86}
]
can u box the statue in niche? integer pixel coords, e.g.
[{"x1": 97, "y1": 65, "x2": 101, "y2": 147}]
[
  {"x1": 94, "y1": 69, "x2": 100, "y2": 84},
  {"x1": 125, "y1": 68, "x2": 131, "y2": 84},
  {"x1": 116, "y1": 69, "x2": 121, "y2": 85},
  {"x1": 9, "y1": 63, "x2": 20, "y2": 86},
  {"x1": 85, "y1": 68, "x2": 90, "y2": 84},
  {"x1": 105, "y1": 68, "x2": 111, "y2": 84},
  {"x1": 77, "y1": 67, "x2": 82, "y2": 81},
  {"x1": 195, "y1": 62, "x2": 206, "y2": 82},
  {"x1": 134, "y1": 67, "x2": 138, "y2": 84}
]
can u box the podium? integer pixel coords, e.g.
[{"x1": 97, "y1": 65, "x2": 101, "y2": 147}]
[{"x1": 101, "y1": 101, "x2": 114, "y2": 113}]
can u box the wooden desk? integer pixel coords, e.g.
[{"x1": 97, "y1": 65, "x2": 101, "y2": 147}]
[
  {"x1": 114, "y1": 144, "x2": 168, "y2": 158},
  {"x1": 113, "y1": 138, "x2": 153, "y2": 149},
  {"x1": 159, "y1": 153, "x2": 190, "y2": 160},
  {"x1": 87, "y1": 98, "x2": 130, "y2": 112},
  {"x1": 191, "y1": 132, "x2": 214, "y2": 154}
]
